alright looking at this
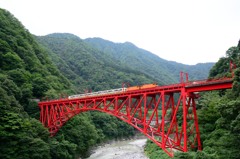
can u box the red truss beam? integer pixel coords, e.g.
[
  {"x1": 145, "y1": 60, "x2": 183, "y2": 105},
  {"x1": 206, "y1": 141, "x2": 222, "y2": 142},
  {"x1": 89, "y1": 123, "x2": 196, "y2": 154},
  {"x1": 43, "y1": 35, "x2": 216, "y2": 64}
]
[
  {"x1": 39, "y1": 88, "x2": 201, "y2": 157},
  {"x1": 38, "y1": 77, "x2": 233, "y2": 157}
]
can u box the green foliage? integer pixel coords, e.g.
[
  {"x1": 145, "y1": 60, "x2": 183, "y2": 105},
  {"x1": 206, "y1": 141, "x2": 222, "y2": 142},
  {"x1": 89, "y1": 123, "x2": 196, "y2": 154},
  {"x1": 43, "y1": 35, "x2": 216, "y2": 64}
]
[
  {"x1": 197, "y1": 92, "x2": 222, "y2": 138},
  {"x1": 0, "y1": 8, "x2": 74, "y2": 159},
  {"x1": 54, "y1": 112, "x2": 135, "y2": 158},
  {"x1": 145, "y1": 140, "x2": 212, "y2": 159},
  {"x1": 196, "y1": 41, "x2": 240, "y2": 158},
  {"x1": 7, "y1": 69, "x2": 31, "y2": 86},
  {"x1": 0, "y1": 109, "x2": 51, "y2": 159},
  {"x1": 144, "y1": 140, "x2": 171, "y2": 159},
  {"x1": 36, "y1": 34, "x2": 155, "y2": 93},
  {"x1": 56, "y1": 113, "x2": 99, "y2": 157},
  {"x1": 209, "y1": 45, "x2": 240, "y2": 79},
  {"x1": 174, "y1": 152, "x2": 194, "y2": 159},
  {"x1": 209, "y1": 57, "x2": 230, "y2": 78},
  {"x1": 32, "y1": 76, "x2": 50, "y2": 97},
  {"x1": 0, "y1": 8, "x2": 144, "y2": 159},
  {"x1": 212, "y1": 98, "x2": 240, "y2": 158},
  {"x1": 1, "y1": 52, "x2": 24, "y2": 70},
  {"x1": 85, "y1": 38, "x2": 214, "y2": 83},
  {"x1": 49, "y1": 138, "x2": 77, "y2": 159},
  {"x1": 0, "y1": 74, "x2": 22, "y2": 100},
  {"x1": 0, "y1": 9, "x2": 73, "y2": 98},
  {"x1": 90, "y1": 111, "x2": 135, "y2": 140},
  {"x1": 232, "y1": 68, "x2": 240, "y2": 97}
]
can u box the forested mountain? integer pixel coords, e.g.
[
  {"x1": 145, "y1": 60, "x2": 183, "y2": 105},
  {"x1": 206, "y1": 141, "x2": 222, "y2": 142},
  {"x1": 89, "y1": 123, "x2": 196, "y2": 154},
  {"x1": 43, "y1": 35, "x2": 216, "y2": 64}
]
[
  {"x1": 0, "y1": 9, "x2": 135, "y2": 159},
  {"x1": 37, "y1": 34, "x2": 214, "y2": 87},
  {"x1": 85, "y1": 38, "x2": 214, "y2": 83},
  {"x1": 36, "y1": 33, "x2": 155, "y2": 92},
  {"x1": 0, "y1": 8, "x2": 74, "y2": 158},
  {"x1": 145, "y1": 41, "x2": 240, "y2": 159}
]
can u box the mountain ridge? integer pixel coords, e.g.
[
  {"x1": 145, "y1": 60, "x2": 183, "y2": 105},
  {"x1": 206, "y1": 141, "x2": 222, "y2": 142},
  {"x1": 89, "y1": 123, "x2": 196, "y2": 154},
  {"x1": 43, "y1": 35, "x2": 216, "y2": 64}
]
[
  {"x1": 37, "y1": 33, "x2": 214, "y2": 86},
  {"x1": 36, "y1": 33, "x2": 156, "y2": 92},
  {"x1": 84, "y1": 37, "x2": 214, "y2": 83},
  {"x1": 85, "y1": 37, "x2": 213, "y2": 65}
]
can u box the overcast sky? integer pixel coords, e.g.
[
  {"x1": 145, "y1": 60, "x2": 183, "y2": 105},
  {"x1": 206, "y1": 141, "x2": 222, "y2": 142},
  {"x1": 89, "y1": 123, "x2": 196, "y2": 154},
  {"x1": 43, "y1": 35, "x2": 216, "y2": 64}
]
[{"x1": 0, "y1": 0, "x2": 240, "y2": 65}]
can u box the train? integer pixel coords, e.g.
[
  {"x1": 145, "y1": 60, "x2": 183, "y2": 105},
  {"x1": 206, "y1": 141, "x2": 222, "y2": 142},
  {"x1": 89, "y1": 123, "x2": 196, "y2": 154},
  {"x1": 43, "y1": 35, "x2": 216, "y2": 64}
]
[{"x1": 68, "y1": 83, "x2": 158, "y2": 99}]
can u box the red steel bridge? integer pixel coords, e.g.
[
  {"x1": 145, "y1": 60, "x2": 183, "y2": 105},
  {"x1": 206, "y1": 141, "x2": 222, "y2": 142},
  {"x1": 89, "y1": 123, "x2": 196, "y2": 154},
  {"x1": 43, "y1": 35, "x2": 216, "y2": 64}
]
[{"x1": 38, "y1": 73, "x2": 233, "y2": 157}]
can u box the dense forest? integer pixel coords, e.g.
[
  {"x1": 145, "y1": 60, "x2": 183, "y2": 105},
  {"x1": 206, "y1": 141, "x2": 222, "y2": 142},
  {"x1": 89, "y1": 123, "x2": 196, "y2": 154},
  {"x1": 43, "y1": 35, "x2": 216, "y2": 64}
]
[
  {"x1": 36, "y1": 33, "x2": 155, "y2": 93},
  {"x1": 144, "y1": 41, "x2": 240, "y2": 158},
  {"x1": 1, "y1": 7, "x2": 238, "y2": 159},
  {"x1": 85, "y1": 37, "x2": 214, "y2": 83},
  {"x1": 0, "y1": 9, "x2": 136, "y2": 159},
  {"x1": 36, "y1": 34, "x2": 214, "y2": 87}
]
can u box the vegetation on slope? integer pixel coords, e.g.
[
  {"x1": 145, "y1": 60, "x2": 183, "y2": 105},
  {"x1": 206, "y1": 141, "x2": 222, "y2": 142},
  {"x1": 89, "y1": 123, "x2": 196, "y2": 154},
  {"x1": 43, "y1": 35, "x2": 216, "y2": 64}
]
[
  {"x1": 85, "y1": 37, "x2": 214, "y2": 84},
  {"x1": 144, "y1": 40, "x2": 240, "y2": 158},
  {"x1": 0, "y1": 9, "x2": 135, "y2": 159},
  {"x1": 36, "y1": 33, "x2": 155, "y2": 93},
  {"x1": 0, "y1": 8, "x2": 73, "y2": 159}
]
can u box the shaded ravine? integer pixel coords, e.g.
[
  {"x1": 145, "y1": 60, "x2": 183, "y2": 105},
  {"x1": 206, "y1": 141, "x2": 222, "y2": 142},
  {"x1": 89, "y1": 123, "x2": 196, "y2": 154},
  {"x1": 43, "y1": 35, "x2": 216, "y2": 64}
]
[{"x1": 85, "y1": 138, "x2": 149, "y2": 159}]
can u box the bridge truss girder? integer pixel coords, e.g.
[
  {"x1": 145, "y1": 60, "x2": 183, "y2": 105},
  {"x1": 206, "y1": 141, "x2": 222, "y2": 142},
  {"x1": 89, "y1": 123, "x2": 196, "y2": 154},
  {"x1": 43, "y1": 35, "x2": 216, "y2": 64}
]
[{"x1": 39, "y1": 88, "x2": 202, "y2": 157}]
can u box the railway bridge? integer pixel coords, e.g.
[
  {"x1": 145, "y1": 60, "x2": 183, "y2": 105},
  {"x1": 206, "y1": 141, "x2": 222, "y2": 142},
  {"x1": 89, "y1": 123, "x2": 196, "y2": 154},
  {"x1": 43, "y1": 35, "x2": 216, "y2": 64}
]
[{"x1": 38, "y1": 73, "x2": 233, "y2": 157}]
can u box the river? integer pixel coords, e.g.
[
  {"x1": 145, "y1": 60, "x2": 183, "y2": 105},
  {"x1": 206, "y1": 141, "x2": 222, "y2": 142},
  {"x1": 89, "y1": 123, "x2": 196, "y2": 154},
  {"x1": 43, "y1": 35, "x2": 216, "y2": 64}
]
[{"x1": 85, "y1": 138, "x2": 149, "y2": 159}]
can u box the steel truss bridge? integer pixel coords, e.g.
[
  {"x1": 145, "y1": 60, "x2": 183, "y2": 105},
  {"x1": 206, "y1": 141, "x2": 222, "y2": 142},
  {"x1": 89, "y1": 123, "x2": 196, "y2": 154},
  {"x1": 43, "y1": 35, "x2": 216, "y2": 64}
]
[{"x1": 38, "y1": 73, "x2": 233, "y2": 157}]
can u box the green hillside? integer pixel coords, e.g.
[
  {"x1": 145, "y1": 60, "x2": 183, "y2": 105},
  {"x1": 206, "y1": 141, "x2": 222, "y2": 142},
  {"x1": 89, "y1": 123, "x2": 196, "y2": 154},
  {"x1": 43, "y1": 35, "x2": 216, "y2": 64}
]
[
  {"x1": 37, "y1": 34, "x2": 214, "y2": 88},
  {"x1": 36, "y1": 33, "x2": 156, "y2": 92},
  {"x1": 0, "y1": 9, "x2": 73, "y2": 115},
  {"x1": 0, "y1": 8, "x2": 74, "y2": 159},
  {"x1": 85, "y1": 37, "x2": 214, "y2": 84},
  {"x1": 0, "y1": 9, "x2": 135, "y2": 159},
  {"x1": 144, "y1": 41, "x2": 240, "y2": 158}
]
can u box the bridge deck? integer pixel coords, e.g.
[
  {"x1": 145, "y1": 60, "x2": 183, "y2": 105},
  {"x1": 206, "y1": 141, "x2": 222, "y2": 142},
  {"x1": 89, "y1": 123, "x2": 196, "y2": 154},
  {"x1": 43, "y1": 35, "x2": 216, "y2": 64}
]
[
  {"x1": 39, "y1": 78, "x2": 233, "y2": 104},
  {"x1": 185, "y1": 78, "x2": 232, "y2": 92}
]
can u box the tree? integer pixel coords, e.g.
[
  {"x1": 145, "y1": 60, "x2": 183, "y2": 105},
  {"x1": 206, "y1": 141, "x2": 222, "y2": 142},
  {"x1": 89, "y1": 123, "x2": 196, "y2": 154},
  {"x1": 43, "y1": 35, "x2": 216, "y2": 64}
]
[
  {"x1": 0, "y1": 110, "x2": 51, "y2": 159},
  {"x1": 1, "y1": 52, "x2": 24, "y2": 70},
  {"x1": 56, "y1": 113, "x2": 99, "y2": 157},
  {"x1": 32, "y1": 76, "x2": 50, "y2": 98}
]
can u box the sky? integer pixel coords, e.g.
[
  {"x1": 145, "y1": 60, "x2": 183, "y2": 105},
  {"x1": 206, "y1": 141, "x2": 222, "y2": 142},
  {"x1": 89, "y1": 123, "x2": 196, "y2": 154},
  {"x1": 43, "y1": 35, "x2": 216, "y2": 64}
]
[{"x1": 0, "y1": 0, "x2": 240, "y2": 65}]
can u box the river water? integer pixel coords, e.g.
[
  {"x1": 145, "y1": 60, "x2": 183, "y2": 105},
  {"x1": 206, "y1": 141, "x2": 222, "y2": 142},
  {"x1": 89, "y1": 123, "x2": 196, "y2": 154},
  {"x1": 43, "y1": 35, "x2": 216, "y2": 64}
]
[{"x1": 86, "y1": 138, "x2": 149, "y2": 159}]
